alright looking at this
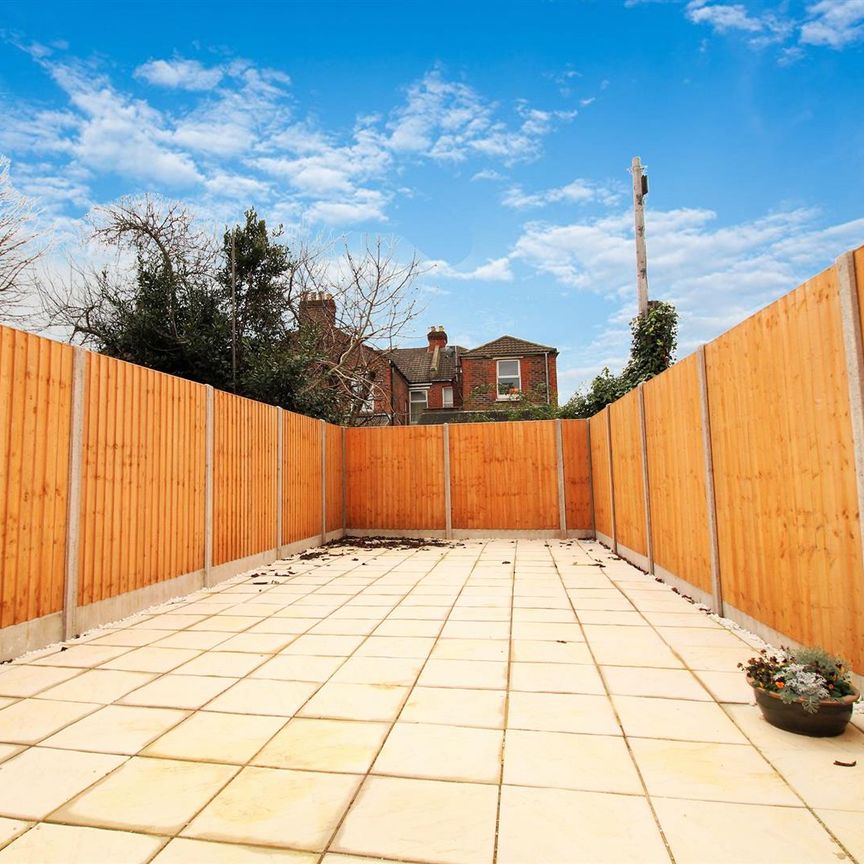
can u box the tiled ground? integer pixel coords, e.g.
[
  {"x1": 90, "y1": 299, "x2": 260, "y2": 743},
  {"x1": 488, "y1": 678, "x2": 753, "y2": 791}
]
[{"x1": 0, "y1": 538, "x2": 862, "y2": 864}]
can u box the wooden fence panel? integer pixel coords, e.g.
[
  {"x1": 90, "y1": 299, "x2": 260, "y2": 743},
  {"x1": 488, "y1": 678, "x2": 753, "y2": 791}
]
[
  {"x1": 0, "y1": 327, "x2": 74, "y2": 627},
  {"x1": 346, "y1": 426, "x2": 445, "y2": 530},
  {"x1": 589, "y1": 411, "x2": 611, "y2": 539},
  {"x1": 643, "y1": 354, "x2": 712, "y2": 593},
  {"x1": 450, "y1": 420, "x2": 558, "y2": 530},
  {"x1": 707, "y1": 263, "x2": 864, "y2": 670},
  {"x1": 282, "y1": 412, "x2": 322, "y2": 545},
  {"x1": 214, "y1": 391, "x2": 278, "y2": 565},
  {"x1": 609, "y1": 389, "x2": 647, "y2": 557},
  {"x1": 79, "y1": 354, "x2": 206, "y2": 605},
  {"x1": 561, "y1": 419, "x2": 592, "y2": 531},
  {"x1": 326, "y1": 423, "x2": 343, "y2": 533}
]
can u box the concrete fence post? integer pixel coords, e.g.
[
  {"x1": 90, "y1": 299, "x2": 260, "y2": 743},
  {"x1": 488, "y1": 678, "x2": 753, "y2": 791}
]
[
  {"x1": 585, "y1": 420, "x2": 596, "y2": 537},
  {"x1": 555, "y1": 419, "x2": 567, "y2": 539},
  {"x1": 443, "y1": 424, "x2": 453, "y2": 539},
  {"x1": 637, "y1": 384, "x2": 654, "y2": 574},
  {"x1": 62, "y1": 347, "x2": 86, "y2": 641},
  {"x1": 275, "y1": 407, "x2": 283, "y2": 556},
  {"x1": 605, "y1": 407, "x2": 618, "y2": 554},
  {"x1": 836, "y1": 251, "x2": 864, "y2": 577},
  {"x1": 341, "y1": 426, "x2": 347, "y2": 533},
  {"x1": 203, "y1": 385, "x2": 214, "y2": 587},
  {"x1": 320, "y1": 420, "x2": 327, "y2": 544},
  {"x1": 697, "y1": 345, "x2": 724, "y2": 615}
]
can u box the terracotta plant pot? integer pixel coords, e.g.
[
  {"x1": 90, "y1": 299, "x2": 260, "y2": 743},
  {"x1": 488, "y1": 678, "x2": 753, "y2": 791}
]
[{"x1": 748, "y1": 677, "x2": 860, "y2": 737}]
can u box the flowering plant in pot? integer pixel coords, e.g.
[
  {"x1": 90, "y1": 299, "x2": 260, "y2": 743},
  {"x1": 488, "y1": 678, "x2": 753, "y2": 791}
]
[{"x1": 740, "y1": 646, "x2": 859, "y2": 737}]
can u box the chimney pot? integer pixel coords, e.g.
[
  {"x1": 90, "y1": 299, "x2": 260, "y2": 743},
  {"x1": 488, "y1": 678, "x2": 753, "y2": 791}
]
[{"x1": 427, "y1": 325, "x2": 448, "y2": 352}]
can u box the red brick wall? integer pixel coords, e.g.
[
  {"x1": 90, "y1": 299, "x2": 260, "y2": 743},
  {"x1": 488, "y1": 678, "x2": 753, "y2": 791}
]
[
  {"x1": 389, "y1": 365, "x2": 410, "y2": 425},
  {"x1": 462, "y1": 354, "x2": 558, "y2": 410}
]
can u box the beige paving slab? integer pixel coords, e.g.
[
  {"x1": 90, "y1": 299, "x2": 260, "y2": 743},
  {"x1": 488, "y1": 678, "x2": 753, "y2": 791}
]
[
  {"x1": 119, "y1": 675, "x2": 237, "y2": 709},
  {"x1": 152, "y1": 838, "x2": 316, "y2": 863},
  {"x1": 766, "y1": 749, "x2": 864, "y2": 811},
  {"x1": 171, "y1": 651, "x2": 268, "y2": 678},
  {"x1": 42, "y1": 704, "x2": 188, "y2": 755},
  {"x1": 0, "y1": 747, "x2": 126, "y2": 820},
  {"x1": 309, "y1": 619, "x2": 379, "y2": 636},
  {"x1": 372, "y1": 619, "x2": 442, "y2": 637},
  {"x1": 54, "y1": 756, "x2": 238, "y2": 834},
  {"x1": 400, "y1": 686, "x2": 506, "y2": 729},
  {"x1": 330, "y1": 656, "x2": 424, "y2": 686},
  {"x1": 0, "y1": 818, "x2": 30, "y2": 850},
  {"x1": 630, "y1": 738, "x2": 800, "y2": 805},
  {"x1": 0, "y1": 823, "x2": 164, "y2": 864},
  {"x1": 0, "y1": 745, "x2": 22, "y2": 765},
  {"x1": 281, "y1": 635, "x2": 366, "y2": 656},
  {"x1": 417, "y1": 659, "x2": 507, "y2": 690},
  {"x1": 612, "y1": 695, "x2": 748, "y2": 744},
  {"x1": 352, "y1": 636, "x2": 435, "y2": 659},
  {"x1": 331, "y1": 775, "x2": 498, "y2": 864},
  {"x1": 102, "y1": 647, "x2": 201, "y2": 674},
  {"x1": 35, "y1": 669, "x2": 155, "y2": 704},
  {"x1": 671, "y1": 643, "x2": 754, "y2": 672},
  {"x1": 144, "y1": 711, "x2": 286, "y2": 764},
  {"x1": 204, "y1": 633, "x2": 291, "y2": 653},
  {"x1": 0, "y1": 699, "x2": 100, "y2": 745},
  {"x1": 694, "y1": 669, "x2": 756, "y2": 703},
  {"x1": 0, "y1": 665, "x2": 81, "y2": 697},
  {"x1": 251, "y1": 654, "x2": 345, "y2": 683},
  {"x1": 815, "y1": 809, "x2": 864, "y2": 862},
  {"x1": 496, "y1": 785, "x2": 670, "y2": 864},
  {"x1": 510, "y1": 639, "x2": 593, "y2": 664},
  {"x1": 509, "y1": 662, "x2": 605, "y2": 695},
  {"x1": 507, "y1": 691, "x2": 620, "y2": 735},
  {"x1": 504, "y1": 729, "x2": 642, "y2": 795},
  {"x1": 254, "y1": 717, "x2": 389, "y2": 773},
  {"x1": 655, "y1": 797, "x2": 848, "y2": 863},
  {"x1": 602, "y1": 666, "x2": 712, "y2": 701},
  {"x1": 151, "y1": 631, "x2": 233, "y2": 650},
  {"x1": 372, "y1": 722, "x2": 503, "y2": 783},
  {"x1": 300, "y1": 683, "x2": 408, "y2": 722},
  {"x1": 205, "y1": 679, "x2": 318, "y2": 716},
  {"x1": 31, "y1": 644, "x2": 131, "y2": 668},
  {"x1": 184, "y1": 766, "x2": 361, "y2": 851},
  {"x1": 438, "y1": 620, "x2": 509, "y2": 639},
  {"x1": 582, "y1": 626, "x2": 683, "y2": 668},
  {"x1": 188, "y1": 616, "x2": 257, "y2": 632},
  {"x1": 430, "y1": 639, "x2": 509, "y2": 662}
]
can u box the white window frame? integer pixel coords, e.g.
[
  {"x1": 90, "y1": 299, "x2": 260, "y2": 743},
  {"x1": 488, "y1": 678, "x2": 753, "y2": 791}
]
[
  {"x1": 409, "y1": 388, "x2": 428, "y2": 424},
  {"x1": 496, "y1": 358, "x2": 522, "y2": 401},
  {"x1": 352, "y1": 378, "x2": 375, "y2": 414},
  {"x1": 442, "y1": 386, "x2": 454, "y2": 408}
]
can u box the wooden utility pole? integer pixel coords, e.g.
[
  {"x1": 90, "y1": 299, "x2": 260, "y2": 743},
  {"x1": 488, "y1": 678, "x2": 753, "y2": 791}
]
[
  {"x1": 631, "y1": 156, "x2": 649, "y2": 317},
  {"x1": 231, "y1": 228, "x2": 237, "y2": 394}
]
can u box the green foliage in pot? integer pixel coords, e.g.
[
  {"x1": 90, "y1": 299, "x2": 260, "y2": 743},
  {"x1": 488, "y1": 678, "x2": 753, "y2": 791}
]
[{"x1": 740, "y1": 646, "x2": 857, "y2": 714}]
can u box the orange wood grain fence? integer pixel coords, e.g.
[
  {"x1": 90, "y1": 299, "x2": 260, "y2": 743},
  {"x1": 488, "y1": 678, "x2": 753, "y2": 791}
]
[
  {"x1": 3, "y1": 242, "x2": 864, "y2": 671},
  {"x1": 599, "y1": 245, "x2": 864, "y2": 671},
  {"x1": 79, "y1": 353, "x2": 206, "y2": 605},
  {"x1": 0, "y1": 327, "x2": 74, "y2": 628}
]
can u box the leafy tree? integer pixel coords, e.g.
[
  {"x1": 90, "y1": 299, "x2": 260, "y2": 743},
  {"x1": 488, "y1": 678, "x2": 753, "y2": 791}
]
[{"x1": 561, "y1": 300, "x2": 679, "y2": 419}]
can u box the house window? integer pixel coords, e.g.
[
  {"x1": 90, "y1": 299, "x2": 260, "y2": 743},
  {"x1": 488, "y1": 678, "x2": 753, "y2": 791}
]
[
  {"x1": 352, "y1": 379, "x2": 375, "y2": 414},
  {"x1": 442, "y1": 386, "x2": 454, "y2": 408},
  {"x1": 409, "y1": 389, "x2": 428, "y2": 424},
  {"x1": 496, "y1": 359, "x2": 521, "y2": 399}
]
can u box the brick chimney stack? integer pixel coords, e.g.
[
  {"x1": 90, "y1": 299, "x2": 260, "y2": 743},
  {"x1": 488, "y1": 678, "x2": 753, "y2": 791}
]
[
  {"x1": 427, "y1": 326, "x2": 448, "y2": 352},
  {"x1": 298, "y1": 291, "x2": 337, "y2": 329}
]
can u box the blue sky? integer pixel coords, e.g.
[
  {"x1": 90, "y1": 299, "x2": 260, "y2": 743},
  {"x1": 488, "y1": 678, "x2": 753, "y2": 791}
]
[{"x1": 1, "y1": 0, "x2": 863, "y2": 398}]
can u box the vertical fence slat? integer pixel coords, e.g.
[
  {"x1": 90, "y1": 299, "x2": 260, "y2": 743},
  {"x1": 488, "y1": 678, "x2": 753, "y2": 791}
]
[{"x1": 63, "y1": 348, "x2": 85, "y2": 639}]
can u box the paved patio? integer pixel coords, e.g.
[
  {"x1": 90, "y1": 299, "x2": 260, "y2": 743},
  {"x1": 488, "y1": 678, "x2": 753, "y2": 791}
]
[{"x1": 0, "y1": 538, "x2": 861, "y2": 864}]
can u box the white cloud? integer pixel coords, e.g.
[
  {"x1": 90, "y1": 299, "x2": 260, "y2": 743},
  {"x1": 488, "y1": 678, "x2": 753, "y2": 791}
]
[
  {"x1": 800, "y1": 0, "x2": 864, "y2": 46},
  {"x1": 429, "y1": 256, "x2": 514, "y2": 282},
  {"x1": 135, "y1": 58, "x2": 223, "y2": 91},
  {"x1": 386, "y1": 69, "x2": 574, "y2": 164},
  {"x1": 502, "y1": 179, "x2": 621, "y2": 210},
  {"x1": 686, "y1": 1, "x2": 764, "y2": 32},
  {"x1": 513, "y1": 205, "x2": 864, "y2": 389}
]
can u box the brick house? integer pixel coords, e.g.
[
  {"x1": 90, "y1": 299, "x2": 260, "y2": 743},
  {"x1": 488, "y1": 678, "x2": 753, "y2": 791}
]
[
  {"x1": 297, "y1": 292, "x2": 410, "y2": 426},
  {"x1": 387, "y1": 328, "x2": 558, "y2": 425},
  {"x1": 298, "y1": 292, "x2": 558, "y2": 425}
]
